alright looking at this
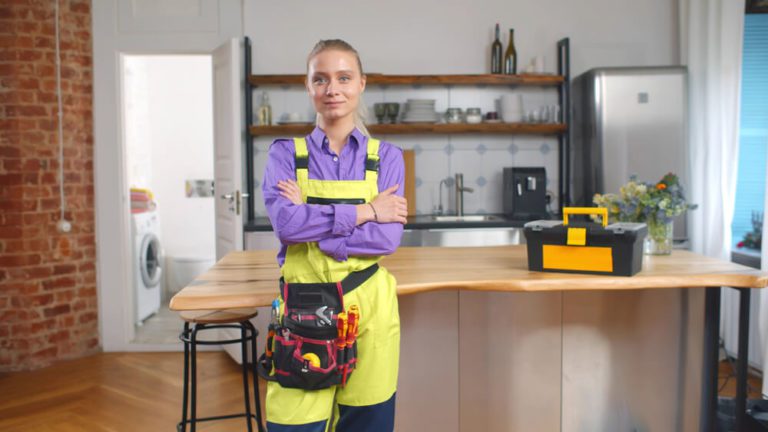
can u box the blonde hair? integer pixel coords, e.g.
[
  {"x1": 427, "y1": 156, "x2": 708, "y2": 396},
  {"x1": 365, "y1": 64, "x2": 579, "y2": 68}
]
[{"x1": 307, "y1": 39, "x2": 370, "y2": 137}]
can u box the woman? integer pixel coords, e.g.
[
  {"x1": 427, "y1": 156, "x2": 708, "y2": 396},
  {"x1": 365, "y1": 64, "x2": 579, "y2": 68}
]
[{"x1": 261, "y1": 39, "x2": 407, "y2": 432}]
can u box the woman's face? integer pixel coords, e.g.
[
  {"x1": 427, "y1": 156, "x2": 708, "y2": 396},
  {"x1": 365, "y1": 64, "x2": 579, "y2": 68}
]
[{"x1": 306, "y1": 49, "x2": 366, "y2": 123}]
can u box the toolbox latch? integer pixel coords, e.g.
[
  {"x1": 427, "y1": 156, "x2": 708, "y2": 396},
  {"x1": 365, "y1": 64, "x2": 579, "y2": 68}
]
[{"x1": 566, "y1": 227, "x2": 587, "y2": 246}]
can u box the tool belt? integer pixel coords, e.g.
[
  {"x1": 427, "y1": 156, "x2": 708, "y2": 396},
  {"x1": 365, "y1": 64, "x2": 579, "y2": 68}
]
[{"x1": 257, "y1": 264, "x2": 378, "y2": 390}]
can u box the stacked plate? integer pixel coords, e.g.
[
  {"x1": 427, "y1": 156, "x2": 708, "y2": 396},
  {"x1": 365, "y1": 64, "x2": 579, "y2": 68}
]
[{"x1": 402, "y1": 99, "x2": 439, "y2": 123}]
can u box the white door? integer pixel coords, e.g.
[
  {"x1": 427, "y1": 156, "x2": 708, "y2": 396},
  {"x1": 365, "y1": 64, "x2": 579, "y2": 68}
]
[
  {"x1": 212, "y1": 38, "x2": 245, "y2": 260},
  {"x1": 212, "y1": 37, "x2": 255, "y2": 365}
]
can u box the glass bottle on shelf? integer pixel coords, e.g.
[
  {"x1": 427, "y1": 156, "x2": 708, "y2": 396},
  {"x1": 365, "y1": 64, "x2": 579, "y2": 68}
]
[
  {"x1": 491, "y1": 23, "x2": 502, "y2": 74},
  {"x1": 504, "y1": 28, "x2": 517, "y2": 75},
  {"x1": 257, "y1": 91, "x2": 272, "y2": 126}
]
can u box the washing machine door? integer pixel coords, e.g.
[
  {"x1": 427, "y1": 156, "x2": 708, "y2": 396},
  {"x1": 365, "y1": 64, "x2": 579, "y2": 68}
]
[{"x1": 139, "y1": 233, "x2": 162, "y2": 288}]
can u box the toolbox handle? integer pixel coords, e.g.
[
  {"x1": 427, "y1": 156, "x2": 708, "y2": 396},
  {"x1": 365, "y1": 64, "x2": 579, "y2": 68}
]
[{"x1": 563, "y1": 207, "x2": 608, "y2": 228}]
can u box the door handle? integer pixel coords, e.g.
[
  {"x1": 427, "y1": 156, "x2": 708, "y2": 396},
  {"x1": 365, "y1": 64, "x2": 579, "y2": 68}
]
[
  {"x1": 220, "y1": 191, "x2": 248, "y2": 215},
  {"x1": 221, "y1": 193, "x2": 249, "y2": 200}
]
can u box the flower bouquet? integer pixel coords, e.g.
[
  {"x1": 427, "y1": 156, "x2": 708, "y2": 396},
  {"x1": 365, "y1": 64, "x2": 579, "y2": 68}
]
[
  {"x1": 736, "y1": 211, "x2": 762, "y2": 250},
  {"x1": 593, "y1": 173, "x2": 697, "y2": 255}
]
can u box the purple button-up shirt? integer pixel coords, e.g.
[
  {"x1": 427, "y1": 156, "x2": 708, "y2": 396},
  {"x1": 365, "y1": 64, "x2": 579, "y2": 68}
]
[{"x1": 262, "y1": 126, "x2": 405, "y2": 267}]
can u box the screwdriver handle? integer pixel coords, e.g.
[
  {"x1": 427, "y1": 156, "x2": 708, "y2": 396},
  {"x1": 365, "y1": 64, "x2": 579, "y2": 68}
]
[
  {"x1": 266, "y1": 329, "x2": 275, "y2": 357},
  {"x1": 347, "y1": 305, "x2": 360, "y2": 347},
  {"x1": 336, "y1": 312, "x2": 348, "y2": 349}
]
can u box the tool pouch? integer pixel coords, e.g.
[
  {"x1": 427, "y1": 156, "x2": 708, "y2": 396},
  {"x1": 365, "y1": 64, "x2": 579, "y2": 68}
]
[{"x1": 257, "y1": 281, "x2": 358, "y2": 390}]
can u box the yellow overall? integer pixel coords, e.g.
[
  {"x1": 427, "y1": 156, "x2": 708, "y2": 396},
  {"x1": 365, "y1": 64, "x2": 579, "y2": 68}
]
[{"x1": 265, "y1": 137, "x2": 401, "y2": 431}]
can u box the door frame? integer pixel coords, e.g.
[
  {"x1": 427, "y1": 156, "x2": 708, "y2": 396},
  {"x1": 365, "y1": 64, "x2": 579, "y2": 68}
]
[{"x1": 92, "y1": 0, "x2": 242, "y2": 351}]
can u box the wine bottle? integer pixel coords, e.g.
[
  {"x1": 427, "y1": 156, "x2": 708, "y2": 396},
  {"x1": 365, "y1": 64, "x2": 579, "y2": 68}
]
[
  {"x1": 257, "y1": 91, "x2": 272, "y2": 126},
  {"x1": 504, "y1": 28, "x2": 517, "y2": 75},
  {"x1": 491, "y1": 23, "x2": 502, "y2": 74}
]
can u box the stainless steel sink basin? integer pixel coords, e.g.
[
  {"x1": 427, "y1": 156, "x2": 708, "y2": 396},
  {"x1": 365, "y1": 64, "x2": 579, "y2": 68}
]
[{"x1": 431, "y1": 214, "x2": 501, "y2": 222}]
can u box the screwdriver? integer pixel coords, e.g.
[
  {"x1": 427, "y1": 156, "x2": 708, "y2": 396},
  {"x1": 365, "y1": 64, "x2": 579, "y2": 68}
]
[
  {"x1": 343, "y1": 305, "x2": 360, "y2": 386},
  {"x1": 266, "y1": 298, "x2": 280, "y2": 358},
  {"x1": 266, "y1": 326, "x2": 275, "y2": 358},
  {"x1": 346, "y1": 305, "x2": 360, "y2": 348},
  {"x1": 336, "y1": 312, "x2": 348, "y2": 375}
]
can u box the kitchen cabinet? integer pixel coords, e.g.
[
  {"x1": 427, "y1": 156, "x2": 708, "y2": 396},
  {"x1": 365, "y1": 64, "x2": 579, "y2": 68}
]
[
  {"x1": 171, "y1": 248, "x2": 768, "y2": 431},
  {"x1": 241, "y1": 38, "x2": 572, "y2": 221}
]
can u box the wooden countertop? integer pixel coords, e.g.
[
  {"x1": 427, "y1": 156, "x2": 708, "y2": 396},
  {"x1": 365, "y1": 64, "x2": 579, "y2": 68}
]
[{"x1": 169, "y1": 246, "x2": 768, "y2": 311}]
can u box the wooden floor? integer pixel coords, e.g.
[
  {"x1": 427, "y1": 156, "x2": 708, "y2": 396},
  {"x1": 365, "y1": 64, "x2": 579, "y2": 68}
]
[
  {"x1": 0, "y1": 352, "x2": 762, "y2": 431},
  {"x1": 718, "y1": 358, "x2": 764, "y2": 400},
  {"x1": 0, "y1": 352, "x2": 267, "y2": 432}
]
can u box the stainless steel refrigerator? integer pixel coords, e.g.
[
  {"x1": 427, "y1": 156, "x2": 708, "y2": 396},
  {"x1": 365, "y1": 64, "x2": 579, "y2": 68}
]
[{"x1": 571, "y1": 66, "x2": 689, "y2": 242}]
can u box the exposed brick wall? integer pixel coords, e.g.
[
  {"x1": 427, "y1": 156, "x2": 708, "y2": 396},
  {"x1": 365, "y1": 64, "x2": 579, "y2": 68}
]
[{"x1": 0, "y1": 0, "x2": 98, "y2": 371}]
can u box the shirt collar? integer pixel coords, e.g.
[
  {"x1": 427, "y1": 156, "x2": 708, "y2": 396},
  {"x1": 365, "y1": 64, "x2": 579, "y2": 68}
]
[
  {"x1": 309, "y1": 126, "x2": 366, "y2": 153},
  {"x1": 348, "y1": 128, "x2": 365, "y2": 147}
]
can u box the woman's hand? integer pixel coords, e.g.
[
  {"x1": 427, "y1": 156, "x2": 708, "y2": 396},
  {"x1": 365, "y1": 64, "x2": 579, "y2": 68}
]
[
  {"x1": 356, "y1": 184, "x2": 408, "y2": 225},
  {"x1": 277, "y1": 180, "x2": 303, "y2": 205}
]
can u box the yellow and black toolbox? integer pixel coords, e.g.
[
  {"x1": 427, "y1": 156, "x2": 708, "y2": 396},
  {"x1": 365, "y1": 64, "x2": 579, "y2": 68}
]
[{"x1": 523, "y1": 207, "x2": 648, "y2": 276}]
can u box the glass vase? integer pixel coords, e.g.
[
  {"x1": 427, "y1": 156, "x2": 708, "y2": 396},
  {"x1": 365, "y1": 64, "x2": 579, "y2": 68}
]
[{"x1": 644, "y1": 220, "x2": 674, "y2": 255}]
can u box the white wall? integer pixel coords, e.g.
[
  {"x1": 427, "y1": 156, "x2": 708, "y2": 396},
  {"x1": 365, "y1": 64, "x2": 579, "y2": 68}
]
[
  {"x1": 245, "y1": 0, "x2": 678, "y2": 76},
  {"x1": 243, "y1": 0, "x2": 679, "y2": 216},
  {"x1": 124, "y1": 55, "x2": 216, "y2": 260}
]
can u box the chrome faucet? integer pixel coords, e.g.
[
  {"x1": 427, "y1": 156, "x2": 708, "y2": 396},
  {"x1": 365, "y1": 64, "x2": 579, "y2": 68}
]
[
  {"x1": 437, "y1": 178, "x2": 449, "y2": 215},
  {"x1": 454, "y1": 173, "x2": 474, "y2": 216}
]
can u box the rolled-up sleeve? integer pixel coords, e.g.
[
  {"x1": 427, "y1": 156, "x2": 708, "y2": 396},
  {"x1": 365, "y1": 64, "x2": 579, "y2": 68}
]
[
  {"x1": 318, "y1": 143, "x2": 405, "y2": 261},
  {"x1": 263, "y1": 139, "x2": 347, "y2": 244},
  {"x1": 330, "y1": 204, "x2": 357, "y2": 237}
]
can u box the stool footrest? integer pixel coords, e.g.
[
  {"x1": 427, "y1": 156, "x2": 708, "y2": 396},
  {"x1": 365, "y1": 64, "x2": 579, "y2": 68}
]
[{"x1": 177, "y1": 413, "x2": 258, "y2": 428}]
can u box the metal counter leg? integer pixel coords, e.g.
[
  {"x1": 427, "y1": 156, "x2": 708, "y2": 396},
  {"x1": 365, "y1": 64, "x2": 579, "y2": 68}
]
[
  {"x1": 701, "y1": 287, "x2": 721, "y2": 432},
  {"x1": 735, "y1": 288, "x2": 751, "y2": 432}
]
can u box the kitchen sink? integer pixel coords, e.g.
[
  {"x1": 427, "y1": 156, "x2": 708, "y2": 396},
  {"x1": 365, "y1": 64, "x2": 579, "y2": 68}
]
[{"x1": 431, "y1": 214, "x2": 502, "y2": 222}]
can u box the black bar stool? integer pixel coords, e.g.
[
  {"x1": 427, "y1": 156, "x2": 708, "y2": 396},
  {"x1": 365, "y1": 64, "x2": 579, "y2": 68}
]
[{"x1": 177, "y1": 308, "x2": 265, "y2": 432}]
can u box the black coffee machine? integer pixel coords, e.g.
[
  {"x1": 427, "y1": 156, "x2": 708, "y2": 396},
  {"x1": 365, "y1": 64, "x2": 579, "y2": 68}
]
[{"x1": 503, "y1": 167, "x2": 548, "y2": 220}]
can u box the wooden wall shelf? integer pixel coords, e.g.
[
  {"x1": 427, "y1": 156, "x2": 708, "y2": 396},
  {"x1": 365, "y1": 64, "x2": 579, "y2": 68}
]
[
  {"x1": 249, "y1": 73, "x2": 564, "y2": 87},
  {"x1": 241, "y1": 37, "x2": 572, "y2": 220},
  {"x1": 250, "y1": 123, "x2": 567, "y2": 137}
]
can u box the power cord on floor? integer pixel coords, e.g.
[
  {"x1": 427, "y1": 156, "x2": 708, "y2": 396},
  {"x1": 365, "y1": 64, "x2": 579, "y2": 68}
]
[{"x1": 717, "y1": 337, "x2": 763, "y2": 395}]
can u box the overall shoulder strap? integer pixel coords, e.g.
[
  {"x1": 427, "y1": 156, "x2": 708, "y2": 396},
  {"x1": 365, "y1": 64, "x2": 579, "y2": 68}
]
[
  {"x1": 364, "y1": 138, "x2": 380, "y2": 186},
  {"x1": 293, "y1": 137, "x2": 309, "y2": 191}
]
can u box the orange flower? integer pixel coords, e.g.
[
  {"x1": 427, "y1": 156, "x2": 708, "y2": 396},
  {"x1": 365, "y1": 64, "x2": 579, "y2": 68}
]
[{"x1": 656, "y1": 183, "x2": 667, "y2": 190}]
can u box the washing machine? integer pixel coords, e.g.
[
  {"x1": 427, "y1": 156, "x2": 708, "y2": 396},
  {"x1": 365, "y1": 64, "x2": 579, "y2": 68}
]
[{"x1": 132, "y1": 211, "x2": 163, "y2": 324}]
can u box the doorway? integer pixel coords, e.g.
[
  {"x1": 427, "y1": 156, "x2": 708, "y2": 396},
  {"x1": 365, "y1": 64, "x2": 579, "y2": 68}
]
[{"x1": 122, "y1": 54, "x2": 215, "y2": 345}]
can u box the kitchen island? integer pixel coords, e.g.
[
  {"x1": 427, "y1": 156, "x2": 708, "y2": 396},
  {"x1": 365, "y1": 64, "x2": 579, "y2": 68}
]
[{"x1": 170, "y1": 246, "x2": 767, "y2": 431}]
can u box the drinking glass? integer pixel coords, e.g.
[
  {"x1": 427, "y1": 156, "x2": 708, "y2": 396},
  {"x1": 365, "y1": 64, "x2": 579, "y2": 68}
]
[
  {"x1": 385, "y1": 103, "x2": 400, "y2": 124},
  {"x1": 373, "y1": 103, "x2": 386, "y2": 124}
]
